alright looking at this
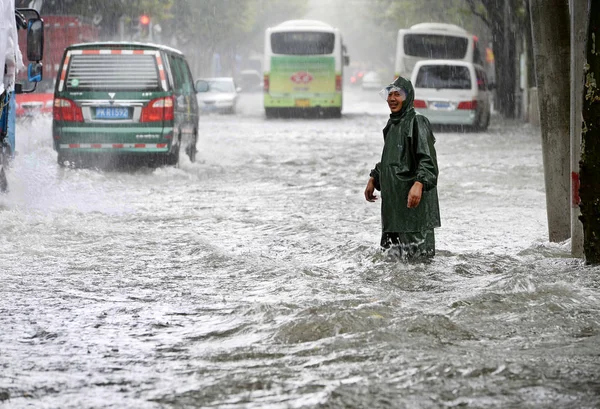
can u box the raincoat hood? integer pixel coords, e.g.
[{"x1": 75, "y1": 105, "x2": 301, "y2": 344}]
[{"x1": 386, "y1": 76, "x2": 415, "y2": 120}]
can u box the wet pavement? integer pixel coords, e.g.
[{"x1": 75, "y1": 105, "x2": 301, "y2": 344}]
[{"x1": 1, "y1": 90, "x2": 599, "y2": 408}]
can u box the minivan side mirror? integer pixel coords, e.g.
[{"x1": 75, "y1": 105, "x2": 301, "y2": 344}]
[
  {"x1": 27, "y1": 18, "x2": 44, "y2": 62},
  {"x1": 195, "y1": 80, "x2": 209, "y2": 93}
]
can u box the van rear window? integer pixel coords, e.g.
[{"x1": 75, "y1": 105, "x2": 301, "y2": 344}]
[
  {"x1": 65, "y1": 54, "x2": 160, "y2": 91},
  {"x1": 415, "y1": 65, "x2": 472, "y2": 90}
]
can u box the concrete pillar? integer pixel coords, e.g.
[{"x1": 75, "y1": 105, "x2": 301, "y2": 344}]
[
  {"x1": 529, "y1": 0, "x2": 571, "y2": 242},
  {"x1": 570, "y1": 0, "x2": 589, "y2": 257}
]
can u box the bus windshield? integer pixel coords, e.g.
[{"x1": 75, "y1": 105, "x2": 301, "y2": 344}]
[
  {"x1": 271, "y1": 32, "x2": 335, "y2": 55},
  {"x1": 404, "y1": 34, "x2": 468, "y2": 59}
]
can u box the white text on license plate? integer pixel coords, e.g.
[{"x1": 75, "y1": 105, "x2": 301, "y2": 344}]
[{"x1": 96, "y1": 107, "x2": 129, "y2": 119}]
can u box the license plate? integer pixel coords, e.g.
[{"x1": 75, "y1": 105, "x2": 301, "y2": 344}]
[
  {"x1": 96, "y1": 107, "x2": 130, "y2": 119},
  {"x1": 432, "y1": 102, "x2": 450, "y2": 109},
  {"x1": 295, "y1": 99, "x2": 310, "y2": 108}
]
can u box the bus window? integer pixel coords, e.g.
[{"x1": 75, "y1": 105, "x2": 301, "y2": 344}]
[
  {"x1": 404, "y1": 34, "x2": 469, "y2": 59},
  {"x1": 271, "y1": 32, "x2": 335, "y2": 55}
]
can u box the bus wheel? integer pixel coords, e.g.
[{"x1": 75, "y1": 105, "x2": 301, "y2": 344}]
[{"x1": 265, "y1": 108, "x2": 276, "y2": 119}]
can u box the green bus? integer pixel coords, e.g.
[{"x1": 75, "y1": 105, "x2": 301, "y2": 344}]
[{"x1": 263, "y1": 20, "x2": 349, "y2": 118}]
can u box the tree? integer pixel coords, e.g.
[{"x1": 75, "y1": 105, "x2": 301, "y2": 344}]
[
  {"x1": 167, "y1": 0, "x2": 308, "y2": 76},
  {"x1": 36, "y1": 0, "x2": 308, "y2": 76},
  {"x1": 579, "y1": 0, "x2": 600, "y2": 264},
  {"x1": 463, "y1": 0, "x2": 531, "y2": 119},
  {"x1": 33, "y1": 0, "x2": 174, "y2": 40}
]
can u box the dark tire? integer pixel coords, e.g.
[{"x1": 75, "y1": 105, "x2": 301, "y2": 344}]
[
  {"x1": 480, "y1": 109, "x2": 490, "y2": 131},
  {"x1": 265, "y1": 108, "x2": 276, "y2": 119},
  {"x1": 0, "y1": 166, "x2": 7, "y2": 193},
  {"x1": 186, "y1": 133, "x2": 197, "y2": 163},
  {"x1": 57, "y1": 153, "x2": 67, "y2": 167},
  {"x1": 166, "y1": 142, "x2": 180, "y2": 166}
]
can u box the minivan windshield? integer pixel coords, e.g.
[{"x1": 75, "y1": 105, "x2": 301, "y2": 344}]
[
  {"x1": 415, "y1": 65, "x2": 472, "y2": 90},
  {"x1": 65, "y1": 53, "x2": 161, "y2": 91},
  {"x1": 271, "y1": 31, "x2": 335, "y2": 55},
  {"x1": 404, "y1": 34, "x2": 468, "y2": 59}
]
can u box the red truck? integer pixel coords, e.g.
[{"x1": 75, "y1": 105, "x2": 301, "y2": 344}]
[{"x1": 16, "y1": 15, "x2": 99, "y2": 118}]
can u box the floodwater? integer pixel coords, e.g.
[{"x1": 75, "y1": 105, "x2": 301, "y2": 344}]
[{"x1": 1, "y1": 90, "x2": 599, "y2": 409}]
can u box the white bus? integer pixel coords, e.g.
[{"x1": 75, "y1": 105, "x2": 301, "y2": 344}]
[
  {"x1": 394, "y1": 23, "x2": 484, "y2": 80},
  {"x1": 263, "y1": 20, "x2": 349, "y2": 118}
]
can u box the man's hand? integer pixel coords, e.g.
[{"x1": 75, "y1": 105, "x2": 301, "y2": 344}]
[
  {"x1": 407, "y1": 181, "x2": 423, "y2": 208},
  {"x1": 365, "y1": 177, "x2": 378, "y2": 202}
]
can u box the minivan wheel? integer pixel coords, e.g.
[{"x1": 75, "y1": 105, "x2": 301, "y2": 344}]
[
  {"x1": 186, "y1": 133, "x2": 197, "y2": 163},
  {"x1": 166, "y1": 143, "x2": 180, "y2": 166},
  {"x1": 480, "y1": 110, "x2": 490, "y2": 131},
  {"x1": 57, "y1": 153, "x2": 69, "y2": 167}
]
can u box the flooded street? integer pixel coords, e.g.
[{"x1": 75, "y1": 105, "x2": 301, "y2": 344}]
[{"x1": 1, "y1": 90, "x2": 599, "y2": 408}]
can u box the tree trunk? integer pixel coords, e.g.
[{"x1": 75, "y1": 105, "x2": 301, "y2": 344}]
[
  {"x1": 580, "y1": 0, "x2": 600, "y2": 264},
  {"x1": 529, "y1": 0, "x2": 571, "y2": 242},
  {"x1": 486, "y1": 0, "x2": 517, "y2": 119}
]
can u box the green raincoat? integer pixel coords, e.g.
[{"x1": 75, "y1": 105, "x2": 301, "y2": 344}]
[{"x1": 370, "y1": 77, "x2": 441, "y2": 234}]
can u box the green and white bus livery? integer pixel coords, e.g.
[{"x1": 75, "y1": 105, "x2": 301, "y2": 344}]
[{"x1": 263, "y1": 20, "x2": 349, "y2": 118}]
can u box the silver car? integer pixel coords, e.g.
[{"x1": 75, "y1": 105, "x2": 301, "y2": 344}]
[{"x1": 195, "y1": 77, "x2": 240, "y2": 114}]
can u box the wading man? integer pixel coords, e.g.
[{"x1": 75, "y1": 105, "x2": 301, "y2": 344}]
[{"x1": 364, "y1": 76, "x2": 441, "y2": 259}]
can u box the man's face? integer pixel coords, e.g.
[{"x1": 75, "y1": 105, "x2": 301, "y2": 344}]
[{"x1": 387, "y1": 90, "x2": 404, "y2": 113}]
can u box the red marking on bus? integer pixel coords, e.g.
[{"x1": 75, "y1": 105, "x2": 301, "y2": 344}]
[{"x1": 290, "y1": 72, "x2": 313, "y2": 84}]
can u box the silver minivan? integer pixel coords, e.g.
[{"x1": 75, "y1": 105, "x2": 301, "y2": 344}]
[{"x1": 410, "y1": 60, "x2": 492, "y2": 131}]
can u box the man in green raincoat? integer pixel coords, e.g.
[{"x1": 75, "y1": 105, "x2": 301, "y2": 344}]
[{"x1": 364, "y1": 76, "x2": 441, "y2": 258}]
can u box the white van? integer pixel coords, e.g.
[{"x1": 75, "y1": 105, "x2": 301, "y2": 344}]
[{"x1": 410, "y1": 60, "x2": 492, "y2": 131}]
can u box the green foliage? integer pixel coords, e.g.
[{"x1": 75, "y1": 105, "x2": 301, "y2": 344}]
[
  {"x1": 167, "y1": 0, "x2": 307, "y2": 48},
  {"x1": 39, "y1": 0, "x2": 309, "y2": 74},
  {"x1": 372, "y1": 0, "x2": 483, "y2": 34}
]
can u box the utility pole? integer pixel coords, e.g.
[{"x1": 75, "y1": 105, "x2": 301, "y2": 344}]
[
  {"x1": 529, "y1": 0, "x2": 571, "y2": 243},
  {"x1": 570, "y1": 0, "x2": 588, "y2": 257}
]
